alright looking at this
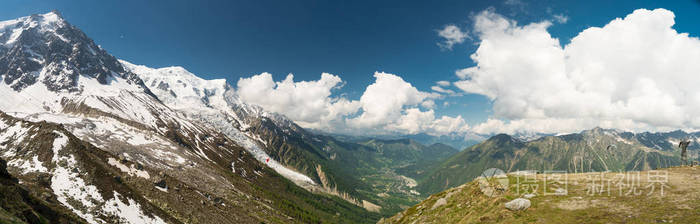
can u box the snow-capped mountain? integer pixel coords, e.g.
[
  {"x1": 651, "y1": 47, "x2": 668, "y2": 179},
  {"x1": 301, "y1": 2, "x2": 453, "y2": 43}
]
[
  {"x1": 0, "y1": 11, "x2": 143, "y2": 89},
  {"x1": 0, "y1": 11, "x2": 378, "y2": 223},
  {"x1": 0, "y1": 10, "x2": 149, "y2": 104},
  {"x1": 119, "y1": 60, "x2": 320, "y2": 188}
]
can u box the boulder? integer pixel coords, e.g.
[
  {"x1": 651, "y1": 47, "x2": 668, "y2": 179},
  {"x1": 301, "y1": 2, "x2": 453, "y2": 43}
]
[
  {"x1": 154, "y1": 179, "x2": 167, "y2": 189},
  {"x1": 431, "y1": 198, "x2": 447, "y2": 210},
  {"x1": 505, "y1": 198, "x2": 531, "y2": 211},
  {"x1": 118, "y1": 155, "x2": 127, "y2": 163},
  {"x1": 523, "y1": 193, "x2": 536, "y2": 199},
  {"x1": 554, "y1": 188, "x2": 567, "y2": 195}
]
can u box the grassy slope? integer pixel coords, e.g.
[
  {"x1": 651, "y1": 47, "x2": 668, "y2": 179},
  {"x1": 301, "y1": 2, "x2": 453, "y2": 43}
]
[{"x1": 382, "y1": 166, "x2": 700, "y2": 224}]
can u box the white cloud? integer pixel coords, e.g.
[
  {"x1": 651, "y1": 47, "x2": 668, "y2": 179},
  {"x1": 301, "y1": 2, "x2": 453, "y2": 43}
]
[
  {"x1": 236, "y1": 72, "x2": 360, "y2": 129},
  {"x1": 455, "y1": 8, "x2": 700, "y2": 134},
  {"x1": 436, "y1": 80, "x2": 451, "y2": 86},
  {"x1": 430, "y1": 114, "x2": 471, "y2": 135},
  {"x1": 386, "y1": 108, "x2": 470, "y2": 135},
  {"x1": 237, "y1": 71, "x2": 469, "y2": 136},
  {"x1": 350, "y1": 72, "x2": 430, "y2": 128},
  {"x1": 437, "y1": 25, "x2": 469, "y2": 50},
  {"x1": 432, "y1": 81, "x2": 464, "y2": 97},
  {"x1": 431, "y1": 85, "x2": 455, "y2": 95},
  {"x1": 421, "y1": 100, "x2": 436, "y2": 109},
  {"x1": 553, "y1": 14, "x2": 569, "y2": 24},
  {"x1": 347, "y1": 72, "x2": 466, "y2": 135},
  {"x1": 388, "y1": 108, "x2": 436, "y2": 134}
]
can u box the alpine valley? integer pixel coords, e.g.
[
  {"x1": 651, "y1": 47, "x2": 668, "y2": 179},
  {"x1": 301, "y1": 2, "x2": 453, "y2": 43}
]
[{"x1": 0, "y1": 11, "x2": 698, "y2": 224}]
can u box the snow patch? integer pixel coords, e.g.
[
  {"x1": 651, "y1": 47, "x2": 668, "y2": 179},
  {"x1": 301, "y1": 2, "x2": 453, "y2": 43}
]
[
  {"x1": 107, "y1": 157, "x2": 150, "y2": 179},
  {"x1": 49, "y1": 131, "x2": 164, "y2": 224},
  {"x1": 102, "y1": 191, "x2": 166, "y2": 224},
  {"x1": 50, "y1": 132, "x2": 104, "y2": 223},
  {"x1": 668, "y1": 139, "x2": 680, "y2": 147},
  {"x1": 615, "y1": 136, "x2": 633, "y2": 145},
  {"x1": 8, "y1": 155, "x2": 48, "y2": 174}
]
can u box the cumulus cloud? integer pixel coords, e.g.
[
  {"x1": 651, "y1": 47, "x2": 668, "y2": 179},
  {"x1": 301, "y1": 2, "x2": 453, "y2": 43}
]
[
  {"x1": 437, "y1": 25, "x2": 469, "y2": 50},
  {"x1": 346, "y1": 72, "x2": 466, "y2": 135},
  {"x1": 237, "y1": 71, "x2": 468, "y2": 136},
  {"x1": 350, "y1": 72, "x2": 431, "y2": 127},
  {"x1": 237, "y1": 72, "x2": 360, "y2": 129},
  {"x1": 387, "y1": 108, "x2": 470, "y2": 135},
  {"x1": 455, "y1": 8, "x2": 700, "y2": 134}
]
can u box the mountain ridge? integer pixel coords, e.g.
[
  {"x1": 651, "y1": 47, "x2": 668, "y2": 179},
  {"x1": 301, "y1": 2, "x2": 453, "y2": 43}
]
[{"x1": 416, "y1": 127, "x2": 691, "y2": 195}]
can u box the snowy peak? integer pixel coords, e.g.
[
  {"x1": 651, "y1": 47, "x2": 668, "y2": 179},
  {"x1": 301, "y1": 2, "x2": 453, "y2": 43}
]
[
  {"x1": 120, "y1": 60, "x2": 297, "y2": 128},
  {"x1": 120, "y1": 60, "x2": 230, "y2": 110},
  {"x1": 0, "y1": 11, "x2": 146, "y2": 93},
  {"x1": 0, "y1": 11, "x2": 66, "y2": 47}
]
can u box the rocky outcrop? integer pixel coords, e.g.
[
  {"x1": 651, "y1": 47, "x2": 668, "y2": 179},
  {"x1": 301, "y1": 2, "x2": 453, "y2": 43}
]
[{"x1": 504, "y1": 198, "x2": 531, "y2": 211}]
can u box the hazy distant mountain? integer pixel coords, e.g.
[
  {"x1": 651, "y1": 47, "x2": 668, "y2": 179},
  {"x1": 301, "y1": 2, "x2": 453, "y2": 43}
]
[{"x1": 328, "y1": 132, "x2": 485, "y2": 151}]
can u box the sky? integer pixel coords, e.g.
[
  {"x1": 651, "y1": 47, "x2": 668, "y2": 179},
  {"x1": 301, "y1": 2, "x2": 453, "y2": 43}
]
[{"x1": 3, "y1": 0, "x2": 700, "y2": 137}]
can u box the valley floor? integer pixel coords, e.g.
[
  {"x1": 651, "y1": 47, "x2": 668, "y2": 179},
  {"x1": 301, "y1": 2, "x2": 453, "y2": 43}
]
[{"x1": 381, "y1": 166, "x2": 700, "y2": 223}]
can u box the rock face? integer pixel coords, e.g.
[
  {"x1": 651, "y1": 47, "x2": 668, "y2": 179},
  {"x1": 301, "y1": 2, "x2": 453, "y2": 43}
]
[
  {"x1": 0, "y1": 158, "x2": 85, "y2": 223},
  {"x1": 0, "y1": 11, "x2": 148, "y2": 93},
  {"x1": 154, "y1": 179, "x2": 167, "y2": 189},
  {"x1": 505, "y1": 198, "x2": 531, "y2": 211}
]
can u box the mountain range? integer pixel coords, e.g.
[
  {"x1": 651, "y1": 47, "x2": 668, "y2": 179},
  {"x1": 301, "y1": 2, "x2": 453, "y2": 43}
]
[
  {"x1": 0, "y1": 11, "x2": 697, "y2": 224},
  {"x1": 416, "y1": 127, "x2": 695, "y2": 195}
]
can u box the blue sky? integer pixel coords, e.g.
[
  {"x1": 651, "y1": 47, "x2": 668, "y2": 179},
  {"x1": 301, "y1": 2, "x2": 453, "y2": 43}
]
[{"x1": 4, "y1": 0, "x2": 700, "y2": 135}]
